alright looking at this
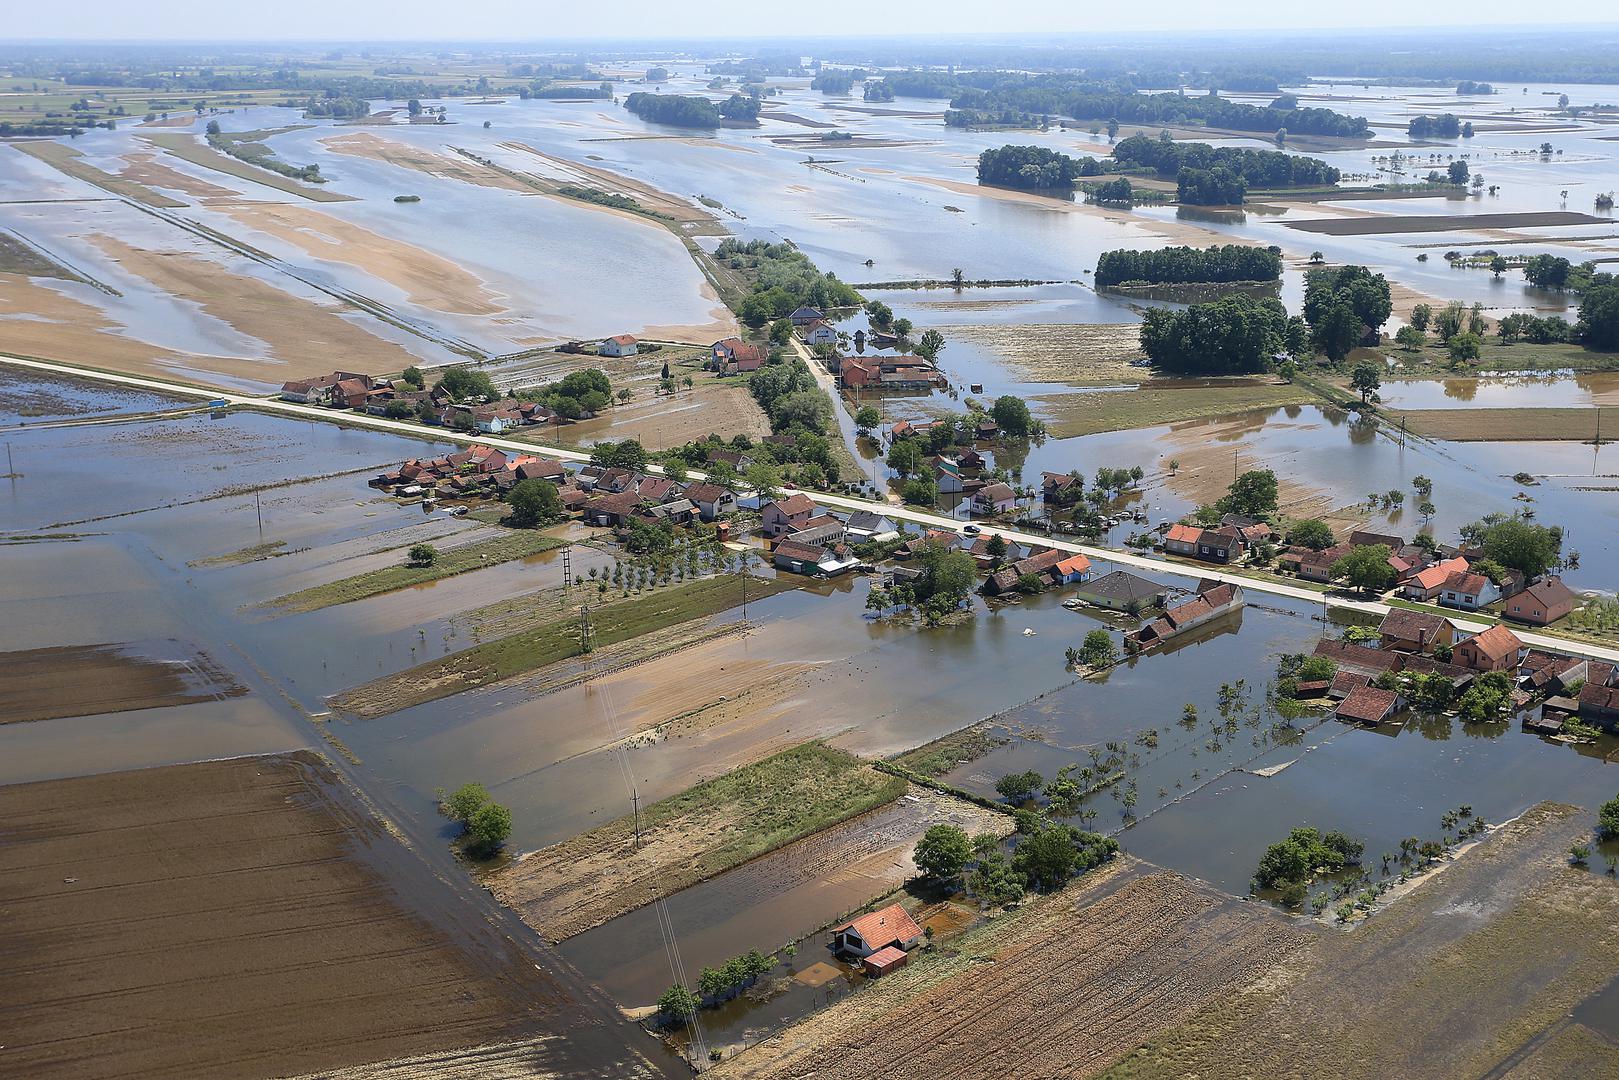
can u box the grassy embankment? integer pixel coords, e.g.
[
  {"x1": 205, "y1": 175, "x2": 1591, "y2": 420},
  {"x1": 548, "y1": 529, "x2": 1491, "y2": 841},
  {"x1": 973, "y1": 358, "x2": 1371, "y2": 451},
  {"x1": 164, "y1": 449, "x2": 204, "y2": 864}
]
[
  {"x1": 267, "y1": 531, "x2": 564, "y2": 614},
  {"x1": 332, "y1": 571, "x2": 797, "y2": 715},
  {"x1": 490, "y1": 742, "x2": 907, "y2": 940},
  {"x1": 143, "y1": 131, "x2": 355, "y2": 202}
]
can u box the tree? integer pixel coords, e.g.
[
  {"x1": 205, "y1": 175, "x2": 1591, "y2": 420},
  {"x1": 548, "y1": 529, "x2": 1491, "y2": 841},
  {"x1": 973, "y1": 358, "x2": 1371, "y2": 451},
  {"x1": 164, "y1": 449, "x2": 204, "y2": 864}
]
[
  {"x1": 465, "y1": 801, "x2": 512, "y2": 855},
  {"x1": 1286, "y1": 519, "x2": 1335, "y2": 551},
  {"x1": 507, "y1": 478, "x2": 562, "y2": 527},
  {"x1": 437, "y1": 366, "x2": 498, "y2": 402},
  {"x1": 1471, "y1": 516, "x2": 1563, "y2": 577},
  {"x1": 442, "y1": 782, "x2": 489, "y2": 822},
  {"x1": 1012, "y1": 827, "x2": 1081, "y2": 887},
  {"x1": 1580, "y1": 277, "x2": 1619, "y2": 351},
  {"x1": 399, "y1": 365, "x2": 425, "y2": 389},
  {"x1": 384, "y1": 399, "x2": 416, "y2": 419},
  {"x1": 1220, "y1": 469, "x2": 1279, "y2": 519},
  {"x1": 1304, "y1": 265, "x2": 1392, "y2": 358},
  {"x1": 902, "y1": 476, "x2": 937, "y2": 507},
  {"x1": 1448, "y1": 331, "x2": 1482, "y2": 363},
  {"x1": 746, "y1": 461, "x2": 783, "y2": 501},
  {"x1": 1599, "y1": 795, "x2": 1619, "y2": 840},
  {"x1": 951, "y1": 267, "x2": 966, "y2": 290},
  {"x1": 886, "y1": 437, "x2": 924, "y2": 478},
  {"x1": 1078, "y1": 629, "x2": 1116, "y2": 669},
  {"x1": 1448, "y1": 160, "x2": 1470, "y2": 185},
  {"x1": 916, "y1": 329, "x2": 946, "y2": 361},
  {"x1": 656, "y1": 985, "x2": 699, "y2": 1023},
  {"x1": 854, "y1": 405, "x2": 880, "y2": 433},
  {"x1": 1332, "y1": 544, "x2": 1396, "y2": 594},
  {"x1": 1490, "y1": 255, "x2": 1508, "y2": 278},
  {"x1": 1349, "y1": 360, "x2": 1382, "y2": 403},
  {"x1": 990, "y1": 395, "x2": 1034, "y2": 437},
  {"x1": 1395, "y1": 325, "x2": 1425, "y2": 351},
  {"x1": 995, "y1": 770, "x2": 1043, "y2": 803},
  {"x1": 914, "y1": 824, "x2": 972, "y2": 880},
  {"x1": 408, "y1": 543, "x2": 438, "y2": 567},
  {"x1": 1410, "y1": 304, "x2": 1432, "y2": 332}
]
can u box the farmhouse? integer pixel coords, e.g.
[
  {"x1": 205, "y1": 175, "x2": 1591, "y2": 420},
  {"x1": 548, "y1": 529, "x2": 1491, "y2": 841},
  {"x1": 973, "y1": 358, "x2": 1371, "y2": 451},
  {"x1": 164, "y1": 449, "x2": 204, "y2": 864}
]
[
  {"x1": 1504, "y1": 577, "x2": 1579, "y2": 626},
  {"x1": 711, "y1": 338, "x2": 766, "y2": 373},
  {"x1": 1336, "y1": 685, "x2": 1401, "y2": 725},
  {"x1": 799, "y1": 319, "x2": 839, "y2": 347},
  {"x1": 1162, "y1": 523, "x2": 1202, "y2": 557},
  {"x1": 682, "y1": 482, "x2": 735, "y2": 521},
  {"x1": 1437, "y1": 570, "x2": 1496, "y2": 611},
  {"x1": 973, "y1": 482, "x2": 1018, "y2": 516},
  {"x1": 762, "y1": 493, "x2": 817, "y2": 537},
  {"x1": 1454, "y1": 623, "x2": 1525, "y2": 673},
  {"x1": 1401, "y1": 557, "x2": 1471, "y2": 602},
  {"x1": 830, "y1": 903, "x2": 923, "y2": 959},
  {"x1": 1127, "y1": 581, "x2": 1244, "y2": 651},
  {"x1": 1070, "y1": 571, "x2": 1167, "y2": 614},
  {"x1": 598, "y1": 334, "x2": 638, "y2": 357},
  {"x1": 788, "y1": 306, "x2": 825, "y2": 327},
  {"x1": 773, "y1": 539, "x2": 858, "y2": 577},
  {"x1": 1378, "y1": 609, "x2": 1453, "y2": 655}
]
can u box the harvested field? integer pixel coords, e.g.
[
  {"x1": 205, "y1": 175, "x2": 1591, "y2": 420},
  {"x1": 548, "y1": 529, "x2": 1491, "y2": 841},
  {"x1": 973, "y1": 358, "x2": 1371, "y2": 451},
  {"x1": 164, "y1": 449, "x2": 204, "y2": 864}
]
[
  {"x1": 1285, "y1": 210, "x2": 1607, "y2": 236},
  {"x1": 212, "y1": 200, "x2": 507, "y2": 317},
  {"x1": 331, "y1": 572, "x2": 799, "y2": 717},
  {"x1": 264, "y1": 530, "x2": 566, "y2": 614},
  {"x1": 1106, "y1": 804, "x2": 1619, "y2": 1079},
  {"x1": 143, "y1": 132, "x2": 355, "y2": 202},
  {"x1": 712, "y1": 862, "x2": 1307, "y2": 1080},
  {"x1": 943, "y1": 323, "x2": 1145, "y2": 386},
  {"x1": 1392, "y1": 407, "x2": 1604, "y2": 441},
  {"x1": 0, "y1": 753, "x2": 575, "y2": 1080},
  {"x1": 1040, "y1": 380, "x2": 1317, "y2": 438},
  {"x1": 117, "y1": 150, "x2": 243, "y2": 198},
  {"x1": 0, "y1": 641, "x2": 245, "y2": 724},
  {"x1": 321, "y1": 132, "x2": 531, "y2": 192},
  {"x1": 10, "y1": 140, "x2": 186, "y2": 208},
  {"x1": 489, "y1": 742, "x2": 908, "y2": 941}
]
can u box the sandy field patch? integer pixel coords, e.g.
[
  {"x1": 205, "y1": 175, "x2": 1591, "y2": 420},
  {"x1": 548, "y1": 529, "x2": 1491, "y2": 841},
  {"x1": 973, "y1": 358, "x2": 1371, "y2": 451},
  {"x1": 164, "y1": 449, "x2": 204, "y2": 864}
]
[
  {"x1": 143, "y1": 132, "x2": 355, "y2": 202},
  {"x1": 11, "y1": 140, "x2": 186, "y2": 208},
  {"x1": 1286, "y1": 210, "x2": 1608, "y2": 236},
  {"x1": 0, "y1": 641, "x2": 245, "y2": 724},
  {"x1": 137, "y1": 114, "x2": 199, "y2": 128},
  {"x1": 212, "y1": 201, "x2": 507, "y2": 316},
  {"x1": 118, "y1": 150, "x2": 242, "y2": 198},
  {"x1": 499, "y1": 140, "x2": 719, "y2": 229},
  {"x1": 86, "y1": 234, "x2": 429, "y2": 378},
  {"x1": 1107, "y1": 804, "x2": 1619, "y2": 1079},
  {"x1": 321, "y1": 132, "x2": 531, "y2": 192},
  {"x1": 0, "y1": 752, "x2": 567, "y2": 1080},
  {"x1": 713, "y1": 861, "x2": 1307, "y2": 1079}
]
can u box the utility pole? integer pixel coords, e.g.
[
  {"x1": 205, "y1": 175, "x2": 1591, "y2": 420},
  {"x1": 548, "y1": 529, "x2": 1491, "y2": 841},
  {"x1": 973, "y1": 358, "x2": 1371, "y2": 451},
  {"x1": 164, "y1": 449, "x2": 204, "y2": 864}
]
[
  {"x1": 631, "y1": 790, "x2": 642, "y2": 848},
  {"x1": 255, "y1": 491, "x2": 263, "y2": 539},
  {"x1": 560, "y1": 543, "x2": 572, "y2": 604}
]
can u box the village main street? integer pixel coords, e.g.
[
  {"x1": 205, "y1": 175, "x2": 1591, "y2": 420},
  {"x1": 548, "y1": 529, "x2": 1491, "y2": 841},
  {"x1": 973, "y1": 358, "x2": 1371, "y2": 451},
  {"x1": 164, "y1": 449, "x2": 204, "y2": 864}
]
[{"x1": 7, "y1": 350, "x2": 1619, "y2": 667}]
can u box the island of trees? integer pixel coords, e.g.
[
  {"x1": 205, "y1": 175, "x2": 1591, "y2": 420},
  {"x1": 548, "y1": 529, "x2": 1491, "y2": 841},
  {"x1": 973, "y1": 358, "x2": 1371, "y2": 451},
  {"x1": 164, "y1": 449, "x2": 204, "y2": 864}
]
[
  {"x1": 623, "y1": 92, "x2": 760, "y2": 127},
  {"x1": 976, "y1": 145, "x2": 1103, "y2": 189},
  {"x1": 1095, "y1": 245, "x2": 1283, "y2": 289},
  {"x1": 1111, "y1": 134, "x2": 1341, "y2": 204},
  {"x1": 946, "y1": 83, "x2": 1368, "y2": 139}
]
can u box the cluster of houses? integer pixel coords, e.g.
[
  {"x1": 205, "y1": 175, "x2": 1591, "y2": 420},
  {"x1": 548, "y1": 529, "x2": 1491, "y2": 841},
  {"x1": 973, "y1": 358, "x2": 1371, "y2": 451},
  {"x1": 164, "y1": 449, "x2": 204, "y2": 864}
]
[
  {"x1": 280, "y1": 370, "x2": 562, "y2": 434},
  {"x1": 1298, "y1": 609, "x2": 1619, "y2": 732},
  {"x1": 1161, "y1": 516, "x2": 1273, "y2": 564}
]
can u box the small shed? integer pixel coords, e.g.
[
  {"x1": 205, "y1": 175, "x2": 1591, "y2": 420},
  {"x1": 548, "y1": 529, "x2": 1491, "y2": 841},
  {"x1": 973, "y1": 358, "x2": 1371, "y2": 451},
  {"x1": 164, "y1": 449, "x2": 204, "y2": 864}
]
[{"x1": 863, "y1": 946, "x2": 909, "y2": 978}]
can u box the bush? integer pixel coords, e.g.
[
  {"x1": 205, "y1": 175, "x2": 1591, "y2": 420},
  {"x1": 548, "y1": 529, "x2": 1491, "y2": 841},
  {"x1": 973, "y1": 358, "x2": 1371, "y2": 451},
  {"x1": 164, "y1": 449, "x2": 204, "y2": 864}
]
[
  {"x1": 407, "y1": 543, "x2": 438, "y2": 567},
  {"x1": 1599, "y1": 796, "x2": 1619, "y2": 840},
  {"x1": 995, "y1": 770, "x2": 1044, "y2": 803},
  {"x1": 465, "y1": 801, "x2": 513, "y2": 856},
  {"x1": 441, "y1": 782, "x2": 488, "y2": 822}
]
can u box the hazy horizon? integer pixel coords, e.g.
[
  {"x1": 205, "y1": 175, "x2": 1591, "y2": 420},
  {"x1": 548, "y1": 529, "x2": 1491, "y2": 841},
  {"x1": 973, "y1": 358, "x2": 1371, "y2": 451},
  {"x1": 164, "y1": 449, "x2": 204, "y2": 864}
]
[{"x1": 7, "y1": 2, "x2": 1617, "y2": 44}]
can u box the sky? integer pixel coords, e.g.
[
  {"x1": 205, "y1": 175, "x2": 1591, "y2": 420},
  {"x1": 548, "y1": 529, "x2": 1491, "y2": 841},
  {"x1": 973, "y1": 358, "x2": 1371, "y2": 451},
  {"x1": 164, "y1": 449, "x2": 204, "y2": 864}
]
[{"x1": 7, "y1": 0, "x2": 1610, "y2": 41}]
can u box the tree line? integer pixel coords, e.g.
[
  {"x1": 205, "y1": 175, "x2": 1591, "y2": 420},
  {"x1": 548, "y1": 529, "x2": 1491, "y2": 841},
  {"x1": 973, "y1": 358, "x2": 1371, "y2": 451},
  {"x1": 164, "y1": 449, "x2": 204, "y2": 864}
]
[
  {"x1": 623, "y1": 91, "x2": 759, "y2": 127},
  {"x1": 716, "y1": 237, "x2": 862, "y2": 325},
  {"x1": 946, "y1": 86, "x2": 1370, "y2": 137},
  {"x1": 976, "y1": 145, "x2": 1103, "y2": 189},
  {"x1": 1112, "y1": 134, "x2": 1341, "y2": 189},
  {"x1": 1094, "y1": 245, "x2": 1283, "y2": 288}
]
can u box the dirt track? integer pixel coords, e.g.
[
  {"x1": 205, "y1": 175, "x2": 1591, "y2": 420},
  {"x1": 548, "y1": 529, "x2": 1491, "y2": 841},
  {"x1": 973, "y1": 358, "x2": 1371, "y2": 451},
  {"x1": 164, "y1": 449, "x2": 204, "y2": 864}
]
[
  {"x1": 713, "y1": 861, "x2": 1307, "y2": 1079},
  {"x1": 0, "y1": 753, "x2": 569, "y2": 1080}
]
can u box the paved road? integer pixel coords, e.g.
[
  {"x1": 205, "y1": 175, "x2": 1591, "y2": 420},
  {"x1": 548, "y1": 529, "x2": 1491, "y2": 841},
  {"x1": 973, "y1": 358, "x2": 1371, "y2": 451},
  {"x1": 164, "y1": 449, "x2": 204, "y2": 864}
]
[{"x1": 8, "y1": 351, "x2": 1618, "y2": 665}]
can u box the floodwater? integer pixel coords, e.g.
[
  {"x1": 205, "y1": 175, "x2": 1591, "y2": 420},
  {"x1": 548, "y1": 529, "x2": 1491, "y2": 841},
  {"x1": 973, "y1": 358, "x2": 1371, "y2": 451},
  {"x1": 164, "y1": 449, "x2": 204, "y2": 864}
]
[{"x1": 1377, "y1": 372, "x2": 1619, "y2": 409}]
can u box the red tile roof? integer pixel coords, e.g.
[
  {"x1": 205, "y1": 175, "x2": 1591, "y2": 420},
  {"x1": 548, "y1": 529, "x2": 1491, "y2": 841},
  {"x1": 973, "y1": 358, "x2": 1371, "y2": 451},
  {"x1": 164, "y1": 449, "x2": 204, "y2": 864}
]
[
  {"x1": 1164, "y1": 523, "x2": 1202, "y2": 545},
  {"x1": 1410, "y1": 557, "x2": 1469, "y2": 592},
  {"x1": 1338, "y1": 686, "x2": 1399, "y2": 724},
  {"x1": 767, "y1": 493, "x2": 816, "y2": 518},
  {"x1": 832, "y1": 904, "x2": 922, "y2": 951},
  {"x1": 1464, "y1": 623, "x2": 1524, "y2": 664}
]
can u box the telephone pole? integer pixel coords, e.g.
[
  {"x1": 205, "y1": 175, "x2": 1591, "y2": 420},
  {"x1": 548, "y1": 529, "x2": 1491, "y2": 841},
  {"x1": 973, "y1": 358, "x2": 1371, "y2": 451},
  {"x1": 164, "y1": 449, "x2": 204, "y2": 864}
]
[
  {"x1": 631, "y1": 790, "x2": 642, "y2": 848},
  {"x1": 255, "y1": 491, "x2": 263, "y2": 539}
]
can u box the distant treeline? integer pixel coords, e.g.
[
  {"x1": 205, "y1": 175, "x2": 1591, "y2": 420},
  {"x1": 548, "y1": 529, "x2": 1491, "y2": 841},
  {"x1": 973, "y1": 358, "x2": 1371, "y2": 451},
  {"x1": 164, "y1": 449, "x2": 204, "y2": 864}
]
[
  {"x1": 1408, "y1": 113, "x2": 1462, "y2": 138},
  {"x1": 1061, "y1": 90, "x2": 1368, "y2": 138},
  {"x1": 623, "y1": 92, "x2": 758, "y2": 127},
  {"x1": 976, "y1": 145, "x2": 1103, "y2": 188},
  {"x1": 811, "y1": 71, "x2": 856, "y2": 95},
  {"x1": 1095, "y1": 245, "x2": 1283, "y2": 288}
]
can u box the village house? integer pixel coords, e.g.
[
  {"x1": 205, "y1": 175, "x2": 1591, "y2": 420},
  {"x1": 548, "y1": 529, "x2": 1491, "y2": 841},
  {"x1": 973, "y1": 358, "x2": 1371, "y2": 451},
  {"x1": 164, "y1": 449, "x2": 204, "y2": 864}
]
[
  {"x1": 598, "y1": 334, "x2": 638, "y2": 357},
  {"x1": 1336, "y1": 685, "x2": 1402, "y2": 725},
  {"x1": 595, "y1": 467, "x2": 637, "y2": 494},
  {"x1": 331, "y1": 377, "x2": 372, "y2": 409},
  {"x1": 1051, "y1": 554, "x2": 1092, "y2": 585},
  {"x1": 784, "y1": 518, "x2": 847, "y2": 549},
  {"x1": 710, "y1": 337, "x2": 767, "y2": 374},
  {"x1": 1520, "y1": 651, "x2": 1589, "y2": 696},
  {"x1": 279, "y1": 375, "x2": 340, "y2": 404},
  {"x1": 472, "y1": 403, "x2": 523, "y2": 434},
  {"x1": 1161, "y1": 523, "x2": 1202, "y2": 558},
  {"x1": 842, "y1": 510, "x2": 896, "y2": 542},
  {"x1": 829, "y1": 903, "x2": 923, "y2": 960},
  {"x1": 635, "y1": 475, "x2": 678, "y2": 503},
  {"x1": 953, "y1": 447, "x2": 986, "y2": 472},
  {"x1": 1070, "y1": 570, "x2": 1167, "y2": 614},
  {"x1": 1314, "y1": 638, "x2": 1403, "y2": 678},
  {"x1": 973, "y1": 482, "x2": 1018, "y2": 516},
  {"x1": 1377, "y1": 609, "x2": 1454, "y2": 655},
  {"x1": 1401, "y1": 557, "x2": 1471, "y2": 602},
  {"x1": 1329, "y1": 669, "x2": 1372, "y2": 701},
  {"x1": 1437, "y1": 569, "x2": 1497, "y2": 611},
  {"x1": 681, "y1": 482, "x2": 736, "y2": 522},
  {"x1": 1127, "y1": 581, "x2": 1244, "y2": 651},
  {"x1": 638, "y1": 498, "x2": 696, "y2": 525},
  {"x1": 584, "y1": 489, "x2": 643, "y2": 527},
  {"x1": 773, "y1": 538, "x2": 858, "y2": 577},
  {"x1": 840, "y1": 355, "x2": 944, "y2": 391},
  {"x1": 1579, "y1": 665, "x2": 1619, "y2": 729},
  {"x1": 1454, "y1": 623, "x2": 1525, "y2": 673},
  {"x1": 1041, "y1": 472, "x2": 1079, "y2": 502},
  {"x1": 762, "y1": 493, "x2": 817, "y2": 537},
  {"x1": 1504, "y1": 576, "x2": 1579, "y2": 626},
  {"x1": 1350, "y1": 529, "x2": 1404, "y2": 550},
  {"x1": 1196, "y1": 525, "x2": 1246, "y2": 564},
  {"x1": 984, "y1": 548, "x2": 1067, "y2": 595},
  {"x1": 973, "y1": 418, "x2": 1000, "y2": 441},
  {"x1": 932, "y1": 458, "x2": 965, "y2": 495},
  {"x1": 798, "y1": 319, "x2": 839, "y2": 347},
  {"x1": 788, "y1": 306, "x2": 825, "y2": 327}
]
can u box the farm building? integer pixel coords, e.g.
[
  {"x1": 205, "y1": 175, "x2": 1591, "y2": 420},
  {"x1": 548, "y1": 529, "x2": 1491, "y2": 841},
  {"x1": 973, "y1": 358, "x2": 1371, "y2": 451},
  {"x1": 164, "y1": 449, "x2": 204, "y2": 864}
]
[{"x1": 830, "y1": 903, "x2": 923, "y2": 959}]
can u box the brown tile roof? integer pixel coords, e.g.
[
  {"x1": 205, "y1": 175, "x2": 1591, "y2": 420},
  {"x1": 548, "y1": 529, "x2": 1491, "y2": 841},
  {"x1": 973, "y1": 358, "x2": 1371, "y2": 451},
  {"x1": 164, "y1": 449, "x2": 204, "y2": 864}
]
[
  {"x1": 1520, "y1": 576, "x2": 1577, "y2": 610},
  {"x1": 1379, "y1": 609, "x2": 1449, "y2": 644},
  {"x1": 1314, "y1": 639, "x2": 1402, "y2": 673},
  {"x1": 768, "y1": 493, "x2": 817, "y2": 517},
  {"x1": 1338, "y1": 686, "x2": 1399, "y2": 724},
  {"x1": 773, "y1": 539, "x2": 825, "y2": 563},
  {"x1": 1013, "y1": 549, "x2": 1065, "y2": 577},
  {"x1": 1331, "y1": 670, "x2": 1371, "y2": 694},
  {"x1": 1444, "y1": 571, "x2": 1490, "y2": 596},
  {"x1": 1197, "y1": 582, "x2": 1240, "y2": 609},
  {"x1": 682, "y1": 482, "x2": 728, "y2": 504},
  {"x1": 1464, "y1": 623, "x2": 1524, "y2": 664},
  {"x1": 832, "y1": 904, "x2": 922, "y2": 951}
]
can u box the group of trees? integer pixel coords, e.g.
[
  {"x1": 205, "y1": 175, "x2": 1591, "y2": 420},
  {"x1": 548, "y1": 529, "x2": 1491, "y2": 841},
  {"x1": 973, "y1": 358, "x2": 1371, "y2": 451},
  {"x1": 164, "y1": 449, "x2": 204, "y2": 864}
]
[
  {"x1": 911, "y1": 818, "x2": 1118, "y2": 903},
  {"x1": 1408, "y1": 113, "x2": 1462, "y2": 138},
  {"x1": 716, "y1": 238, "x2": 862, "y2": 326},
  {"x1": 1139, "y1": 294, "x2": 1292, "y2": 375},
  {"x1": 656, "y1": 949, "x2": 775, "y2": 1023},
  {"x1": 622, "y1": 92, "x2": 721, "y2": 126},
  {"x1": 1302, "y1": 265, "x2": 1393, "y2": 361},
  {"x1": 1094, "y1": 244, "x2": 1282, "y2": 288},
  {"x1": 440, "y1": 783, "x2": 512, "y2": 857},
  {"x1": 436, "y1": 366, "x2": 499, "y2": 403},
  {"x1": 506, "y1": 478, "x2": 563, "y2": 527},
  {"x1": 811, "y1": 71, "x2": 855, "y2": 95},
  {"x1": 1112, "y1": 134, "x2": 1341, "y2": 192},
  {"x1": 520, "y1": 368, "x2": 612, "y2": 420},
  {"x1": 1063, "y1": 88, "x2": 1368, "y2": 137},
  {"x1": 1253, "y1": 826, "x2": 1364, "y2": 905},
  {"x1": 976, "y1": 144, "x2": 1103, "y2": 189},
  {"x1": 1459, "y1": 514, "x2": 1564, "y2": 577}
]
